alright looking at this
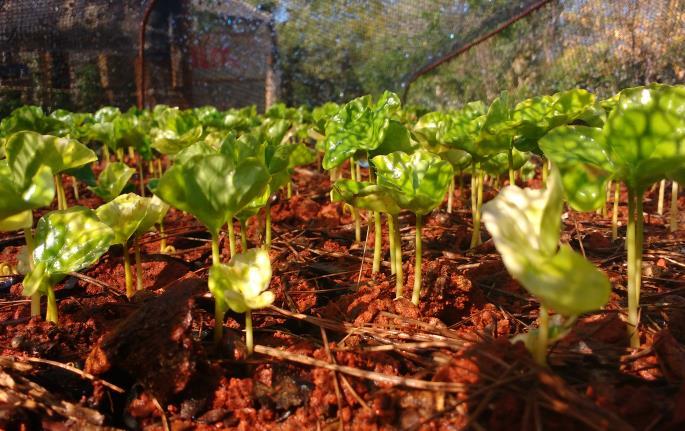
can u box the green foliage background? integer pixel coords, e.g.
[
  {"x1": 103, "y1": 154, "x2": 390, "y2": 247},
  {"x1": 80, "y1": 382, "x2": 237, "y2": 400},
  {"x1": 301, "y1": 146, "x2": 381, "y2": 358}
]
[{"x1": 251, "y1": 0, "x2": 685, "y2": 108}]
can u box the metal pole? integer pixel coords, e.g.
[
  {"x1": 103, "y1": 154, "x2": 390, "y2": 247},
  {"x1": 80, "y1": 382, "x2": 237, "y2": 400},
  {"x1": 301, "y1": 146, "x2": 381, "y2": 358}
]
[
  {"x1": 401, "y1": 0, "x2": 554, "y2": 103},
  {"x1": 137, "y1": 0, "x2": 159, "y2": 110}
]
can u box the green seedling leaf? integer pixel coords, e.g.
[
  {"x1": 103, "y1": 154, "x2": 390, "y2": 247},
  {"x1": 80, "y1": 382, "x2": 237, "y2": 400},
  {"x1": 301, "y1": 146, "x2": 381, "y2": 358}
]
[
  {"x1": 414, "y1": 111, "x2": 447, "y2": 147},
  {"x1": 96, "y1": 193, "x2": 154, "y2": 245},
  {"x1": 173, "y1": 140, "x2": 218, "y2": 165},
  {"x1": 236, "y1": 188, "x2": 270, "y2": 221},
  {"x1": 604, "y1": 84, "x2": 685, "y2": 189},
  {"x1": 439, "y1": 148, "x2": 472, "y2": 172},
  {"x1": 481, "y1": 149, "x2": 530, "y2": 177},
  {"x1": 540, "y1": 126, "x2": 613, "y2": 211},
  {"x1": 0, "y1": 210, "x2": 33, "y2": 232},
  {"x1": 23, "y1": 206, "x2": 113, "y2": 297},
  {"x1": 288, "y1": 142, "x2": 316, "y2": 171},
  {"x1": 6, "y1": 131, "x2": 97, "y2": 188},
  {"x1": 136, "y1": 195, "x2": 170, "y2": 234},
  {"x1": 482, "y1": 168, "x2": 610, "y2": 316},
  {"x1": 151, "y1": 126, "x2": 203, "y2": 155},
  {"x1": 155, "y1": 154, "x2": 269, "y2": 234},
  {"x1": 89, "y1": 162, "x2": 135, "y2": 202},
  {"x1": 208, "y1": 248, "x2": 274, "y2": 314},
  {"x1": 332, "y1": 179, "x2": 401, "y2": 215},
  {"x1": 0, "y1": 160, "x2": 55, "y2": 225},
  {"x1": 372, "y1": 150, "x2": 454, "y2": 215},
  {"x1": 323, "y1": 92, "x2": 404, "y2": 170},
  {"x1": 65, "y1": 164, "x2": 97, "y2": 187}
]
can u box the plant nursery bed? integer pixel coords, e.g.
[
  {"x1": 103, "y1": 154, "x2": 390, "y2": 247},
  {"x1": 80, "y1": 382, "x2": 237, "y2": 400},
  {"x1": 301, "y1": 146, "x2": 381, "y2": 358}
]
[{"x1": 2, "y1": 162, "x2": 685, "y2": 431}]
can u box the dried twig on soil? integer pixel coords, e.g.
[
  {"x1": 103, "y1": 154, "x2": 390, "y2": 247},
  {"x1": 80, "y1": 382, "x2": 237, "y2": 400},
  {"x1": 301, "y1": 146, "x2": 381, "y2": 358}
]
[
  {"x1": 21, "y1": 356, "x2": 124, "y2": 393},
  {"x1": 254, "y1": 345, "x2": 465, "y2": 392},
  {"x1": 0, "y1": 356, "x2": 116, "y2": 429}
]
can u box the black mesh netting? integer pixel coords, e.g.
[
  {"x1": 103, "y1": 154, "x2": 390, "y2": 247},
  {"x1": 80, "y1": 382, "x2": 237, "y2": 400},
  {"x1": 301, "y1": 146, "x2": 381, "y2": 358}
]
[{"x1": 1, "y1": 0, "x2": 684, "y2": 115}]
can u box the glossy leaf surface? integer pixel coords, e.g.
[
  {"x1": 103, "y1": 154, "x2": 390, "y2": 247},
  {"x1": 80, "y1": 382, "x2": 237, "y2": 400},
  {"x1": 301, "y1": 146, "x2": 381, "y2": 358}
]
[
  {"x1": 96, "y1": 193, "x2": 153, "y2": 245},
  {"x1": 23, "y1": 207, "x2": 113, "y2": 296},
  {"x1": 6, "y1": 131, "x2": 97, "y2": 187},
  {"x1": 482, "y1": 169, "x2": 610, "y2": 315},
  {"x1": 540, "y1": 126, "x2": 613, "y2": 211},
  {"x1": 208, "y1": 248, "x2": 274, "y2": 314},
  {"x1": 372, "y1": 150, "x2": 453, "y2": 215},
  {"x1": 155, "y1": 155, "x2": 269, "y2": 234},
  {"x1": 89, "y1": 162, "x2": 135, "y2": 202},
  {"x1": 332, "y1": 179, "x2": 401, "y2": 215}
]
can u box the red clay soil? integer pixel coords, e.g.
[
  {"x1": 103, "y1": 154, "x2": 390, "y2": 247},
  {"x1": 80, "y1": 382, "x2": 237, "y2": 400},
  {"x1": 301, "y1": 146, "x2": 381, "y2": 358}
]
[{"x1": 1, "y1": 163, "x2": 685, "y2": 430}]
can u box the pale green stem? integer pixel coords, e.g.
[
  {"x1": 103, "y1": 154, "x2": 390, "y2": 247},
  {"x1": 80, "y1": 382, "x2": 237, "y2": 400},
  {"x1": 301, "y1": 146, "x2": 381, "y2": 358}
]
[
  {"x1": 412, "y1": 214, "x2": 423, "y2": 305},
  {"x1": 265, "y1": 200, "x2": 272, "y2": 250},
  {"x1": 214, "y1": 304, "x2": 225, "y2": 344},
  {"x1": 602, "y1": 181, "x2": 610, "y2": 218},
  {"x1": 670, "y1": 181, "x2": 679, "y2": 233},
  {"x1": 211, "y1": 231, "x2": 220, "y2": 265},
  {"x1": 627, "y1": 189, "x2": 640, "y2": 348},
  {"x1": 372, "y1": 211, "x2": 382, "y2": 274},
  {"x1": 148, "y1": 159, "x2": 155, "y2": 175},
  {"x1": 287, "y1": 181, "x2": 292, "y2": 199},
  {"x1": 534, "y1": 305, "x2": 549, "y2": 366},
  {"x1": 245, "y1": 309, "x2": 254, "y2": 355},
  {"x1": 134, "y1": 237, "x2": 143, "y2": 292},
  {"x1": 239, "y1": 219, "x2": 248, "y2": 252},
  {"x1": 393, "y1": 215, "x2": 404, "y2": 298},
  {"x1": 116, "y1": 148, "x2": 124, "y2": 162},
  {"x1": 71, "y1": 176, "x2": 79, "y2": 201},
  {"x1": 447, "y1": 176, "x2": 454, "y2": 214},
  {"x1": 103, "y1": 145, "x2": 110, "y2": 166},
  {"x1": 24, "y1": 228, "x2": 40, "y2": 318},
  {"x1": 369, "y1": 168, "x2": 381, "y2": 274},
  {"x1": 54, "y1": 176, "x2": 66, "y2": 210},
  {"x1": 657, "y1": 179, "x2": 666, "y2": 215},
  {"x1": 356, "y1": 162, "x2": 361, "y2": 183},
  {"x1": 46, "y1": 286, "x2": 58, "y2": 324},
  {"x1": 470, "y1": 163, "x2": 477, "y2": 216},
  {"x1": 507, "y1": 146, "x2": 515, "y2": 186},
  {"x1": 351, "y1": 207, "x2": 361, "y2": 243},
  {"x1": 123, "y1": 244, "x2": 134, "y2": 298},
  {"x1": 635, "y1": 191, "x2": 644, "y2": 306},
  {"x1": 128, "y1": 146, "x2": 135, "y2": 160},
  {"x1": 159, "y1": 222, "x2": 168, "y2": 253},
  {"x1": 137, "y1": 156, "x2": 145, "y2": 197},
  {"x1": 228, "y1": 220, "x2": 236, "y2": 257},
  {"x1": 541, "y1": 158, "x2": 549, "y2": 184},
  {"x1": 156, "y1": 158, "x2": 163, "y2": 178},
  {"x1": 211, "y1": 230, "x2": 224, "y2": 344},
  {"x1": 470, "y1": 169, "x2": 483, "y2": 249},
  {"x1": 612, "y1": 182, "x2": 620, "y2": 241},
  {"x1": 349, "y1": 158, "x2": 357, "y2": 181},
  {"x1": 388, "y1": 214, "x2": 396, "y2": 275}
]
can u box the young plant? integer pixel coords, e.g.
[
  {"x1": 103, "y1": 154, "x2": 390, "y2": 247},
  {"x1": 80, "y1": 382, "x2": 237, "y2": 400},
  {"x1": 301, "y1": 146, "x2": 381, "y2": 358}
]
[
  {"x1": 482, "y1": 167, "x2": 610, "y2": 365},
  {"x1": 96, "y1": 193, "x2": 157, "y2": 297},
  {"x1": 539, "y1": 84, "x2": 685, "y2": 347},
  {"x1": 154, "y1": 154, "x2": 269, "y2": 339},
  {"x1": 22, "y1": 207, "x2": 114, "y2": 323},
  {"x1": 332, "y1": 179, "x2": 401, "y2": 275},
  {"x1": 208, "y1": 248, "x2": 274, "y2": 350},
  {"x1": 89, "y1": 162, "x2": 135, "y2": 201},
  {"x1": 414, "y1": 111, "x2": 473, "y2": 213},
  {"x1": 372, "y1": 150, "x2": 453, "y2": 304},
  {"x1": 323, "y1": 91, "x2": 412, "y2": 270},
  {"x1": 0, "y1": 160, "x2": 55, "y2": 316},
  {"x1": 5, "y1": 131, "x2": 97, "y2": 210}
]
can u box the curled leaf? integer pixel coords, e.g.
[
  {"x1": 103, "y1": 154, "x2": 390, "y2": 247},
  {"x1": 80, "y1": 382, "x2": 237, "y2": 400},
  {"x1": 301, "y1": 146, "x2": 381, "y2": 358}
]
[{"x1": 208, "y1": 248, "x2": 274, "y2": 314}]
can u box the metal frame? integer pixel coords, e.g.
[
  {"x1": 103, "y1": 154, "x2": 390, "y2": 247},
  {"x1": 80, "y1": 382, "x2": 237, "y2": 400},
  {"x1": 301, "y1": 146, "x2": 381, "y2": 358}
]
[{"x1": 401, "y1": 0, "x2": 554, "y2": 102}]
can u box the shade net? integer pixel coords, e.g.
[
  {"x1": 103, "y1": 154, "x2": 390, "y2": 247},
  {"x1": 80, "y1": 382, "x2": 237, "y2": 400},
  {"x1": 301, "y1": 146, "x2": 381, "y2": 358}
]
[{"x1": 1, "y1": 0, "x2": 683, "y2": 116}]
